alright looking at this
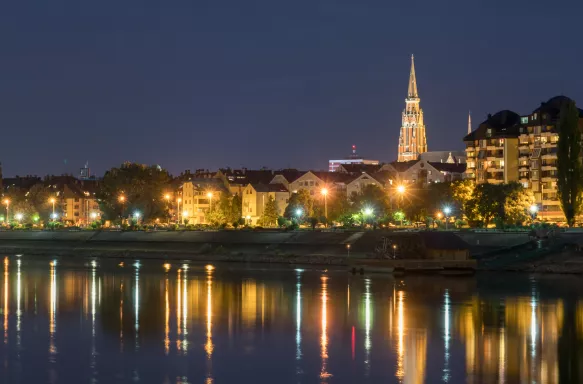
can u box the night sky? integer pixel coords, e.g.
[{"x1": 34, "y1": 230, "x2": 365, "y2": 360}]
[{"x1": 2, "y1": 0, "x2": 582, "y2": 177}]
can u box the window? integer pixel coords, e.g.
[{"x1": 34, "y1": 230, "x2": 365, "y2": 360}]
[
  {"x1": 74, "y1": 198, "x2": 80, "y2": 202},
  {"x1": 531, "y1": 170, "x2": 539, "y2": 180},
  {"x1": 534, "y1": 126, "x2": 541, "y2": 134},
  {"x1": 486, "y1": 128, "x2": 492, "y2": 138},
  {"x1": 531, "y1": 148, "x2": 541, "y2": 159},
  {"x1": 498, "y1": 139, "x2": 504, "y2": 146},
  {"x1": 521, "y1": 117, "x2": 528, "y2": 124},
  {"x1": 74, "y1": 205, "x2": 79, "y2": 209},
  {"x1": 499, "y1": 160, "x2": 504, "y2": 168},
  {"x1": 309, "y1": 181, "x2": 314, "y2": 186},
  {"x1": 530, "y1": 160, "x2": 539, "y2": 169},
  {"x1": 480, "y1": 140, "x2": 486, "y2": 149}
]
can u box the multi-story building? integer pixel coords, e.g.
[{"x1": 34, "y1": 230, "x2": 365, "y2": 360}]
[
  {"x1": 181, "y1": 178, "x2": 227, "y2": 224},
  {"x1": 463, "y1": 110, "x2": 521, "y2": 185},
  {"x1": 397, "y1": 55, "x2": 427, "y2": 162},
  {"x1": 517, "y1": 96, "x2": 583, "y2": 219},
  {"x1": 44, "y1": 176, "x2": 102, "y2": 225},
  {"x1": 242, "y1": 183, "x2": 289, "y2": 225},
  {"x1": 464, "y1": 96, "x2": 583, "y2": 221},
  {"x1": 328, "y1": 145, "x2": 379, "y2": 172}
]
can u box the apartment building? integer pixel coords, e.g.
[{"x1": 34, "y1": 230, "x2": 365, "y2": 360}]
[
  {"x1": 181, "y1": 178, "x2": 227, "y2": 224},
  {"x1": 463, "y1": 110, "x2": 520, "y2": 185},
  {"x1": 242, "y1": 183, "x2": 289, "y2": 225},
  {"x1": 464, "y1": 96, "x2": 583, "y2": 221}
]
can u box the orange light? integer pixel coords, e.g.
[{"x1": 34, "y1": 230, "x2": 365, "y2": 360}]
[
  {"x1": 397, "y1": 185, "x2": 406, "y2": 194},
  {"x1": 321, "y1": 188, "x2": 328, "y2": 196},
  {"x1": 205, "y1": 264, "x2": 215, "y2": 271}
]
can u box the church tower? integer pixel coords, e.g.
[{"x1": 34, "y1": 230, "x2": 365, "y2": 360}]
[{"x1": 397, "y1": 55, "x2": 427, "y2": 162}]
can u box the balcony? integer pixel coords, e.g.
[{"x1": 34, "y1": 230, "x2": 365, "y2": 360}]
[
  {"x1": 487, "y1": 167, "x2": 504, "y2": 173},
  {"x1": 487, "y1": 178, "x2": 504, "y2": 184},
  {"x1": 541, "y1": 142, "x2": 556, "y2": 149},
  {"x1": 541, "y1": 153, "x2": 557, "y2": 160},
  {"x1": 541, "y1": 165, "x2": 557, "y2": 171},
  {"x1": 542, "y1": 199, "x2": 560, "y2": 207},
  {"x1": 519, "y1": 166, "x2": 529, "y2": 172},
  {"x1": 541, "y1": 176, "x2": 555, "y2": 183}
]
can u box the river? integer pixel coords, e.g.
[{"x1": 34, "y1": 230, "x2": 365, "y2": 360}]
[{"x1": 0, "y1": 255, "x2": 582, "y2": 383}]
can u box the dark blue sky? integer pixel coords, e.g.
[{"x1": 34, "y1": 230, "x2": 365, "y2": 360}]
[{"x1": 1, "y1": 0, "x2": 582, "y2": 177}]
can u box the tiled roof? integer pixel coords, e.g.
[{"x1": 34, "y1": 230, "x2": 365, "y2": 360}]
[
  {"x1": 428, "y1": 162, "x2": 467, "y2": 173},
  {"x1": 339, "y1": 163, "x2": 382, "y2": 174},
  {"x1": 251, "y1": 183, "x2": 289, "y2": 193},
  {"x1": 464, "y1": 110, "x2": 521, "y2": 141}
]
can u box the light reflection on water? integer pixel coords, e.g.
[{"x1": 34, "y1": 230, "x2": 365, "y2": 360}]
[{"x1": 0, "y1": 257, "x2": 583, "y2": 383}]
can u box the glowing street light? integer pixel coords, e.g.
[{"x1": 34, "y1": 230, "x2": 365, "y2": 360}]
[
  {"x1": 118, "y1": 195, "x2": 126, "y2": 222},
  {"x1": 363, "y1": 207, "x2": 374, "y2": 216},
  {"x1": 295, "y1": 208, "x2": 303, "y2": 224},
  {"x1": 49, "y1": 197, "x2": 56, "y2": 219},
  {"x1": 15, "y1": 213, "x2": 23, "y2": 223},
  {"x1": 443, "y1": 207, "x2": 452, "y2": 230},
  {"x1": 529, "y1": 204, "x2": 538, "y2": 222},
  {"x1": 3, "y1": 199, "x2": 10, "y2": 223},
  {"x1": 321, "y1": 188, "x2": 328, "y2": 224},
  {"x1": 207, "y1": 192, "x2": 214, "y2": 212},
  {"x1": 90, "y1": 212, "x2": 98, "y2": 220},
  {"x1": 397, "y1": 185, "x2": 406, "y2": 194}
]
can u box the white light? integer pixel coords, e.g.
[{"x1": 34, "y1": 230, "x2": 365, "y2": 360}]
[
  {"x1": 444, "y1": 207, "x2": 451, "y2": 215},
  {"x1": 364, "y1": 207, "x2": 373, "y2": 216},
  {"x1": 529, "y1": 205, "x2": 538, "y2": 214},
  {"x1": 15, "y1": 213, "x2": 23, "y2": 221},
  {"x1": 134, "y1": 212, "x2": 140, "y2": 219},
  {"x1": 90, "y1": 212, "x2": 98, "y2": 219},
  {"x1": 296, "y1": 208, "x2": 302, "y2": 217}
]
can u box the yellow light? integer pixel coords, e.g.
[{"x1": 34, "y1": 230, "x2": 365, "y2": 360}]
[
  {"x1": 3, "y1": 199, "x2": 9, "y2": 205},
  {"x1": 397, "y1": 185, "x2": 405, "y2": 194},
  {"x1": 437, "y1": 212, "x2": 443, "y2": 219},
  {"x1": 49, "y1": 197, "x2": 56, "y2": 203},
  {"x1": 163, "y1": 263, "x2": 171, "y2": 271},
  {"x1": 164, "y1": 194, "x2": 170, "y2": 200},
  {"x1": 205, "y1": 264, "x2": 215, "y2": 271},
  {"x1": 321, "y1": 188, "x2": 328, "y2": 196},
  {"x1": 183, "y1": 210, "x2": 189, "y2": 218},
  {"x1": 177, "y1": 198, "x2": 182, "y2": 203},
  {"x1": 118, "y1": 195, "x2": 126, "y2": 203},
  {"x1": 207, "y1": 192, "x2": 213, "y2": 198}
]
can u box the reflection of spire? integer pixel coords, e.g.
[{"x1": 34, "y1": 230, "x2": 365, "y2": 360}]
[
  {"x1": 296, "y1": 273, "x2": 302, "y2": 362},
  {"x1": 119, "y1": 281, "x2": 124, "y2": 352},
  {"x1": 320, "y1": 276, "x2": 331, "y2": 381},
  {"x1": 90, "y1": 264, "x2": 97, "y2": 378},
  {"x1": 182, "y1": 269, "x2": 188, "y2": 353},
  {"x1": 408, "y1": 54, "x2": 418, "y2": 98}
]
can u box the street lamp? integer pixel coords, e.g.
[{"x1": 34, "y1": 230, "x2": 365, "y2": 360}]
[
  {"x1": 134, "y1": 211, "x2": 141, "y2": 224},
  {"x1": 321, "y1": 188, "x2": 328, "y2": 225},
  {"x1": 90, "y1": 212, "x2": 98, "y2": 220},
  {"x1": 395, "y1": 185, "x2": 406, "y2": 210},
  {"x1": 207, "y1": 192, "x2": 214, "y2": 212},
  {"x1": 15, "y1": 213, "x2": 23, "y2": 224},
  {"x1": 183, "y1": 210, "x2": 189, "y2": 224},
  {"x1": 295, "y1": 208, "x2": 303, "y2": 224},
  {"x1": 443, "y1": 207, "x2": 452, "y2": 230},
  {"x1": 529, "y1": 204, "x2": 538, "y2": 223},
  {"x1": 363, "y1": 207, "x2": 374, "y2": 228},
  {"x1": 397, "y1": 185, "x2": 406, "y2": 194},
  {"x1": 49, "y1": 197, "x2": 56, "y2": 220},
  {"x1": 118, "y1": 195, "x2": 126, "y2": 222},
  {"x1": 3, "y1": 199, "x2": 10, "y2": 223}
]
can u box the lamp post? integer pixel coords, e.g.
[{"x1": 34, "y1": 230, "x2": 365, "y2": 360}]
[
  {"x1": 363, "y1": 207, "x2": 373, "y2": 228},
  {"x1": 529, "y1": 204, "x2": 538, "y2": 223},
  {"x1": 444, "y1": 207, "x2": 452, "y2": 230},
  {"x1": 15, "y1": 213, "x2": 22, "y2": 225},
  {"x1": 118, "y1": 195, "x2": 126, "y2": 223},
  {"x1": 164, "y1": 194, "x2": 171, "y2": 223},
  {"x1": 321, "y1": 188, "x2": 328, "y2": 226},
  {"x1": 3, "y1": 199, "x2": 9, "y2": 224},
  {"x1": 396, "y1": 185, "x2": 406, "y2": 209},
  {"x1": 49, "y1": 198, "x2": 56, "y2": 221},
  {"x1": 295, "y1": 208, "x2": 303, "y2": 225},
  {"x1": 436, "y1": 212, "x2": 443, "y2": 229},
  {"x1": 207, "y1": 192, "x2": 214, "y2": 212}
]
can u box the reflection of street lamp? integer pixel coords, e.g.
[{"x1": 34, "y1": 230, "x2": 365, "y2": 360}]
[
  {"x1": 392, "y1": 244, "x2": 397, "y2": 259},
  {"x1": 321, "y1": 188, "x2": 328, "y2": 224},
  {"x1": 346, "y1": 243, "x2": 351, "y2": 258},
  {"x1": 435, "y1": 212, "x2": 443, "y2": 229}
]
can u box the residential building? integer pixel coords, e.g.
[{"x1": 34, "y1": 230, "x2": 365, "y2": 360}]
[
  {"x1": 242, "y1": 183, "x2": 289, "y2": 225},
  {"x1": 44, "y1": 176, "x2": 102, "y2": 225},
  {"x1": 398, "y1": 55, "x2": 427, "y2": 162},
  {"x1": 463, "y1": 110, "x2": 521, "y2": 185},
  {"x1": 181, "y1": 178, "x2": 228, "y2": 224},
  {"x1": 328, "y1": 145, "x2": 379, "y2": 172},
  {"x1": 346, "y1": 172, "x2": 386, "y2": 197},
  {"x1": 418, "y1": 151, "x2": 466, "y2": 164},
  {"x1": 517, "y1": 96, "x2": 583, "y2": 219},
  {"x1": 380, "y1": 159, "x2": 465, "y2": 185},
  {"x1": 336, "y1": 163, "x2": 382, "y2": 175}
]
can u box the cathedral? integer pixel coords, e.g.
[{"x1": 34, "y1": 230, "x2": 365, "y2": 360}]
[{"x1": 397, "y1": 55, "x2": 427, "y2": 162}]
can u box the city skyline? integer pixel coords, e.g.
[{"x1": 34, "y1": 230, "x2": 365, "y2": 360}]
[{"x1": 2, "y1": 0, "x2": 582, "y2": 177}]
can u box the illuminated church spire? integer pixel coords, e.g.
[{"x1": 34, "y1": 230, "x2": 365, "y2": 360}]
[
  {"x1": 397, "y1": 55, "x2": 427, "y2": 162},
  {"x1": 468, "y1": 111, "x2": 472, "y2": 135}
]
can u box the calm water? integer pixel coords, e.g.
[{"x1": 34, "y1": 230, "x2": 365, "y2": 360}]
[{"x1": 0, "y1": 256, "x2": 582, "y2": 383}]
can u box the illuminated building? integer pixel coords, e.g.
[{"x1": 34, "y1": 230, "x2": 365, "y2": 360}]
[
  {"x1": 328, "y1": 145, "x2": 379, "y2": 172},
  {"x1": 397, "y1": 55, "x2": 427, "y2": 162}
]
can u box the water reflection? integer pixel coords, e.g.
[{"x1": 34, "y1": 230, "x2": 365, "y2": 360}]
[{"x1": 0, "y1": 258, "x2": 582, "y2": 383}]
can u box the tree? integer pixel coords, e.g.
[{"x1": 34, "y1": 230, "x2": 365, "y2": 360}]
[
  {"x1": 11, "y1": 200, "x2": 38, "y2": 224},
  {"x1": 27, "y1": 184, "x2": 53, "y2": 221},
  {"x1": 503, "y1": 182, "x2": 535, "y2": 226},
  {"x1": 326, "y1": 190, "x2": 352, "y2": 223},
  {"x1": 259, "y1": 196, "x2": 279, "y2": 227},
  {"x1": 230, "y1": 194, "x2": 243, "y2": 224},
  {"x1": 557, "y1": 100, "x2": 583, "y2": 226},
  {"x1": 451, "y1": 180, "x2": 475, "y2": 215},
  {"x1": 465, "y1": 183, "x2": 505, "y2": 227},
  {"x1": 284, "y1": 189, "x2": 313, "y2": 220},
  {"x1": 97, "y1": 162, "x2": 172, "y2": 222},
  {"x1": 350, "y1": 184, "x2": 390, "y2": 217}
]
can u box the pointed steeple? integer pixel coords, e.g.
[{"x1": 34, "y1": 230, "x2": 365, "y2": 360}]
[
  {"x1": 407, "y1": 54, "x2": 418, "y2": 98},
  {"x1": 467, "y1": 111, "x2": 472, "y2": 134}
]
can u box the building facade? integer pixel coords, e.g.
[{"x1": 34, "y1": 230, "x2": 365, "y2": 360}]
[
  {"x1": 397, "y1": 55, "x2": 427, "y2": 162},
  {"x1": 328, "y1": 145, "x2": 379, "y2": 172},
  {"x1": 242, "y1": 184, "x2": 289, "y2": 225},
  {"x1": 181, "y1": 178, "x2": 227, "y2": 224}
]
